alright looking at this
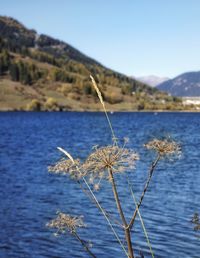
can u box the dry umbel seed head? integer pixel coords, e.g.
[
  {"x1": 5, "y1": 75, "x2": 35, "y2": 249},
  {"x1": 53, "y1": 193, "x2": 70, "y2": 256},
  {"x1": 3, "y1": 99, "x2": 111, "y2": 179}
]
[
  {"x1": 192, "y1": 213, "x2": 200, "y2": 231},
  {"x1": 82, "y1": 145, "x2": 139, "y2": 182},
  {"x1": 47, "y1": 212, "x2": 85, "y2": 234},
  {"x1": 144, "y1": 138, "x2": 181, "y2": 157},
  {"x1": 48, "y1": 158, "x2": 84, "y2": 179}
]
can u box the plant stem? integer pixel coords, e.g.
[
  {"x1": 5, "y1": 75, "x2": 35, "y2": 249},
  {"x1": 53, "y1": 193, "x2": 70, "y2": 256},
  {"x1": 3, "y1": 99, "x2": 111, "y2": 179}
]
[
  {"x1": 128, "y1": 155, "x2": 160, "y2": 230},
  {"x1": 82, "y1": 177, "x2": 129, "y2": 257},
  {"x1": 108, "y1": 168, "x2": 134, "y2": 258},
  {"x1": 74, "y1": 231, "x2": 97, "y2": 258}
]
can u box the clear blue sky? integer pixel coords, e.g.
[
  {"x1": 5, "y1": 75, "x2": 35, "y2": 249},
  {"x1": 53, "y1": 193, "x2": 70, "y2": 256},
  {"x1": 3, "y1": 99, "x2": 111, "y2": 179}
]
[{"x1": 1, "y1": 0, "x2": 200, "y2": 78}]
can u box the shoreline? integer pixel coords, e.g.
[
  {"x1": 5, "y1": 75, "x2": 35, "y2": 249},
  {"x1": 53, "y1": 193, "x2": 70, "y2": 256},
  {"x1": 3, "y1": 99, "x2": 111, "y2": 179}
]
[{"x1": 0, "y1": 109, "x2": 199, "y2": 113}]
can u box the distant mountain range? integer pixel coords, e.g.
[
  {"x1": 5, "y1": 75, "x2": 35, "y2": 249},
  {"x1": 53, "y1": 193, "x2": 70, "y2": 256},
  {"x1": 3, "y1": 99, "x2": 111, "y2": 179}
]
[
  {"x1": 136, "y1": 75, "x2": 169, "y2": 87},
  {"x1": 136, "y1": 71, "x2": 200, "y2": 97},
  {"x1": 157, "y1": 71, "x2": 200, "y2": 96}
]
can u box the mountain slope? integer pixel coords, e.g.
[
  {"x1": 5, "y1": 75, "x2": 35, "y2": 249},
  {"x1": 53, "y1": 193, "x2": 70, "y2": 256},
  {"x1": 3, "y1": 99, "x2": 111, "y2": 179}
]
[
  {"x1": 0, "y1": 16, "x2": 185, "y2": 111},
  {"x1": 157, "y1": 71, "x2": 200, "y2": 96},
  {"x1": 0, "y1": 16, "x2": 103, "y2": 66}
]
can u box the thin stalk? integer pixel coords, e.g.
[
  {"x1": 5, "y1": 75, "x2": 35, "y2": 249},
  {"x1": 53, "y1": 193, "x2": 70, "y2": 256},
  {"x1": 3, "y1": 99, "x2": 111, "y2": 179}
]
[
  {"x1": 108, "y1": 168, "x2": 127, "y2": 225},
  {"x1": 108, "y1": 168, "x2": 134, "y2": 258},
  {"x1": 77, "y1": 180, "x2": 123, "y2": 228},
  {"x1": 127, "y1": 178, "x2": 155, "y2": 258},
  {"x1": 82, "y1": 177, "x2": 129, "y2": 258},
  {"x1": 128, "y1": 155, "x2": 160, "y2": 230},
  {"x1": 90, "y1": 75, "x2": 117, "y2": 145},
  {"x1": 74, "y1": 231, "x2": 96, "y2": 258}
]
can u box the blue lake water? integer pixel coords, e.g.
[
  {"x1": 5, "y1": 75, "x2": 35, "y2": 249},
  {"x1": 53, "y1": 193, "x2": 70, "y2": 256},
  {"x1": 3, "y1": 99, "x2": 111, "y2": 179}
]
[{"x1": 0, "y1": 112, "x2": 200, "y2": 258}]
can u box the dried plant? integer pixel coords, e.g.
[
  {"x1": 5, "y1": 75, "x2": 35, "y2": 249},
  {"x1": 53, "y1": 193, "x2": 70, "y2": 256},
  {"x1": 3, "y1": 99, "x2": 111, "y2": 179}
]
[
  {"x1": 192, "y1": 213, "x2": 200, "y2": 235},
  {"x1": 48, "y1": 158, "x2": 83, "y2": 179},
  {"x1": 47, "y1": 76, "x2": 181, "y2": 258},
  {"x1": 47, "y1": 212, "x2": 96, "y2": 257},
  {"x1": 47, "y1": 212, "x2": 85, "y2": 234},
  {"x1": 144, "y1": 138, "x2": 181, "y2": 158},
  {"x1": 83, "y1": 145, "x2": 139, "y2": 183}
]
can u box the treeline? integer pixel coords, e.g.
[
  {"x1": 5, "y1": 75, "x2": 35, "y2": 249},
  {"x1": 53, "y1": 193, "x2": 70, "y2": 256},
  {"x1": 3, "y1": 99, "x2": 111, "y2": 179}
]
[
  {"x1": 0, "y1": 37, "x2": 61, "y2": 67},
  {"x1": 0, "y1": 49, "x2": 90, "y2": 87}
]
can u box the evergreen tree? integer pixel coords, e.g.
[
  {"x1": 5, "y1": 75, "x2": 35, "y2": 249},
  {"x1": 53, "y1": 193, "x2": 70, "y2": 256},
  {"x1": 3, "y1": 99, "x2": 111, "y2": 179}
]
[
  {"x1": 18, "y1": 61, "x2": 31, "y2": 85},
  {"x1": 0, "y1": 50, "x2": 10, "y2": 74},
  {"x1": 9, "y1": 63, "x2": 19, "y2": 81}
]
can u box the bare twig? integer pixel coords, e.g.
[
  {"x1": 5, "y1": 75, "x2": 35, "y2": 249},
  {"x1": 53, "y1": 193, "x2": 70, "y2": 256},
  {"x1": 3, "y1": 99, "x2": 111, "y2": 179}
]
[
  {"x1": 129, "y1": 155, "x2": 160, "y2": 230},
  {"x1": 74, "y1": 231, "x2": 97, "y2": 258}
]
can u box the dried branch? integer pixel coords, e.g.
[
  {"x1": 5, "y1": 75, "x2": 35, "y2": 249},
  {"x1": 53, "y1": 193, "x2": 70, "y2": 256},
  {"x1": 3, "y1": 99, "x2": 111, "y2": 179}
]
[{"x1": 129, "y1": 155, "x2": 160, "y2": 230}]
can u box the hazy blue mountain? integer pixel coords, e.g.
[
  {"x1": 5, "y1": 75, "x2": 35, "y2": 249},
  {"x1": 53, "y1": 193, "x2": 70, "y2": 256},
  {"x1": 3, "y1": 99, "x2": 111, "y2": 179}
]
[
  {"x1": 157, "y1": 71, "x2": 200, "y2": 96},
  {"x1": 137, "y1": 75, "x2": 169, "y2": 87}
]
